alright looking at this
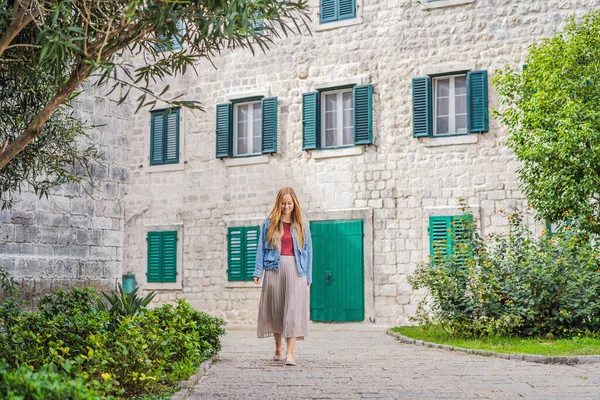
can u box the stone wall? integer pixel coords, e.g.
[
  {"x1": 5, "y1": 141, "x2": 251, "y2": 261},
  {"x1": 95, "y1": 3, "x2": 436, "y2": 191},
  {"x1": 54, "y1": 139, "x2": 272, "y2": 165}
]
[
  {"x1": 0, "y1": 83, "x2": 131, "y2": 304},
  {"x1": 122, "y1": 0, "x2": 599, "y2": 326}
]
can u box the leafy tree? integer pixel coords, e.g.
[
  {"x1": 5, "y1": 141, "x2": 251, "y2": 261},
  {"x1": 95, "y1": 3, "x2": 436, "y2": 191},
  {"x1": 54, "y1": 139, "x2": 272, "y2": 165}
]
[
  {"x1": 494, "y1": 11, "x2": 600, "y2": 234},
  {"x1": 0, "y1": 0, "x2": 307, "y2": 208}
]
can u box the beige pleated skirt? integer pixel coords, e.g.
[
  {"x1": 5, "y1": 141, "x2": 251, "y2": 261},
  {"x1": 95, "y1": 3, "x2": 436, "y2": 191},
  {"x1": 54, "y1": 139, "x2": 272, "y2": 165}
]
[{"x1": 257, "y1": 255, "x2": 309, "y2": 339}]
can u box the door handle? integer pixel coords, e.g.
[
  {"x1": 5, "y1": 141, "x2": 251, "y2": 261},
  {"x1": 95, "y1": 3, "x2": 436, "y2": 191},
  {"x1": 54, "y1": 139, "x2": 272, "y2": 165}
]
[{"x1": 325, "y1": 271, "x2": 332, "y2": 285}]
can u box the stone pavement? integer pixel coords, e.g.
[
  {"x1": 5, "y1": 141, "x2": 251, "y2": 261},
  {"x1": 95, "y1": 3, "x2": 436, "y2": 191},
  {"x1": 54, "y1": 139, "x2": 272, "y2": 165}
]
[{"x1": 185, "y1": 323, "x2": 600, "y2": 399}]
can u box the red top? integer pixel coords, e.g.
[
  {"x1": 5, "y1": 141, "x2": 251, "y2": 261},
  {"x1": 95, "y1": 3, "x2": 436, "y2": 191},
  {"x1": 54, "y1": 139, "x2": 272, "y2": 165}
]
[{"x1": 281, "y1": 222, "x2": 294, "y2": 256}]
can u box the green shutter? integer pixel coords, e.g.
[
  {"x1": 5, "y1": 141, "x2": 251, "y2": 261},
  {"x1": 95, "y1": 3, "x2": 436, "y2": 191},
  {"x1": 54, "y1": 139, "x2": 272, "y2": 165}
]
[
  {"x1": 353, "y1": 85, "x2": 373, "y2": 145},
  {"x1": 228, "y1": 227, "x2": 244, "y2": 281},
  {"x1": 147, "y1": 231, "x2": 178, "y2": 283},
  {"x1": 147, "y1": 232, "x2": 163, "y2": 282},
  {"x1": 338, "y1": 0, "x2": 356, "y2": 20},
  {"x1": 412, "y1": 77, "x2": 432, "y2": 138},
  {"x1": 165, "y1": 109, "x2": 180, "y2": 164},
  {"x1": 261, "y1": 97, "x2": 278, "y2": 154},
  {"x1": 429, "y1": 216, "x2": 452, "y2": 259},
  {"x1": 302, "y1": 92, "x2": 319, "y2": 150},
  {"x1": 430, "y1": 215, "x2": 472, "y2": 267},
  {"x1": 216, "y1": 103, "x2": 232, "y2": 158},
  {"x1": 244, "y1": 227, "x2": 259, "y2": 280},
  {"x1": 321, "y1": 0, "x2": 336, "y2": 22},
  {"x1": 451, "y1": 216, "x2": 471, "y2": 267},
  {"x1": 467, "y1": 70, "x2": 489, "y2": 133},
  {"x1": 162, "y1": 231, "x2": 177, "y2": 282},
  {"x1": 150, "y1": 111, "x2": 165, "y2": 165}
]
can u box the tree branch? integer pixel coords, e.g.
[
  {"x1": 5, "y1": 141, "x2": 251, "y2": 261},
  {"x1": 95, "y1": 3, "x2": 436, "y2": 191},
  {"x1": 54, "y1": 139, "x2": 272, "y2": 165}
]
[{"x1": 0, "y1": 62, "x2": 93, "y2": 169}]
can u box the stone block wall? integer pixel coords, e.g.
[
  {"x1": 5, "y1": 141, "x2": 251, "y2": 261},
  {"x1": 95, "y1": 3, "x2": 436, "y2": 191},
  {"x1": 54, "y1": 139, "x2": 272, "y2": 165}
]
[
  {"x1": 122, "y1": 0, "x2": 599, "y2": 326},
  {"x1": 0, "y1": 83, "x2": 131, "y2": 304}
]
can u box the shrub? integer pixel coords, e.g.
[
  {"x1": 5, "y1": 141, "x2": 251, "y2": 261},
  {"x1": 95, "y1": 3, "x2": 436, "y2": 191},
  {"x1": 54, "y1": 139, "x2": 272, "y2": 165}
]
[
  {"x1": 410, "y1": 207, "x2": 600, "y2": 337},
  {"x1": 0, "y1": 361, "x2": 114, "y2": 400},
  {"x1": 0, "y1": 282, "x2": 225, "y2": 398},
  {"x1": 86, "y1": 300, "x2": 226, "y2": 395},
  {"x1": 0, "y1": 288, "x2": 110, "y2": 368}
]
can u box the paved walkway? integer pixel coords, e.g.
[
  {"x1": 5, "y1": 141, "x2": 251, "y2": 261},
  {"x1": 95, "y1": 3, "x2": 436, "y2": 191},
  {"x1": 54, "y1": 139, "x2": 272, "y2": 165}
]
[{"x1": 186, "y1": 323, "x2": 600, "y2": 399}]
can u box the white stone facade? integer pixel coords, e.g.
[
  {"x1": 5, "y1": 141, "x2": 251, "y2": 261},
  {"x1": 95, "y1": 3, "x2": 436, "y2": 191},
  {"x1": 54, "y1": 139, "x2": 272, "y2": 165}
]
[{"x1": 121, "y1": 0, "x2": 600, "y2": 326}]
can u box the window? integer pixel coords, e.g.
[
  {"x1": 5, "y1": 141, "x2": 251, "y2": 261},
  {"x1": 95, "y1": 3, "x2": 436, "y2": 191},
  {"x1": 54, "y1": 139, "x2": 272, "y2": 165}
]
[
  {"x1": 433, "y1": 75, "x2": 467, "y2": 136},
  {"x1": 216, "y1": 97, "x2": 277, "y2": 158},
  {"x1": 150, "y1": 108, "x2": 179, "y2": 165},
  {"x1": 321, "y1": 89, "x2": 354, "y2": 148},
  {"x1": 147, "y1": 231, "x2": 178, "y2": 283},
  {"x1": 234, "y1": 101, "x2": 262, "y2": 156},
  {"x1": 227, "y1": 226, "x2": 259, "y2": 281},
  {"x1": 412, "y1": 70, "x2": 488, "y2": 138},
  {"x1": 302, "y1": 84, "x2": 373, "y2": 150},
  {"x1": 429, "y1": 215, "x2": 471, "y2": 265},
  {"x1": 321, "y1": 0, "x2": 356, "y2": 23},
  {"x1": 155, "y1": 19, "x2": 185, "y2": 51}
]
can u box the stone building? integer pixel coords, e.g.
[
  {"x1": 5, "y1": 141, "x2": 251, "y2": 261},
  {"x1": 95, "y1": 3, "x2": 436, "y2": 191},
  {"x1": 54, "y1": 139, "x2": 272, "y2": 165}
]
[{"x1": 2, "y1": 0, "x2": 597, "y2": 325}]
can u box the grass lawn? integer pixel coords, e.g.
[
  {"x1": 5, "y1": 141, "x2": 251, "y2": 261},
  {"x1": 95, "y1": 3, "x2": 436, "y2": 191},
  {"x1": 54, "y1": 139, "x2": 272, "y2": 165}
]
[{"x1": 391, "y1": 326, "x2": 600, "y2": 356}]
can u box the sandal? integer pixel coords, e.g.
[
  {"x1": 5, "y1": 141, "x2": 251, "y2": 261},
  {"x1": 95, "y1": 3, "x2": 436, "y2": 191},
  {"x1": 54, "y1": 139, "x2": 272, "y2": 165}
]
[
  {"x1": 272, "y1": 348, "x2": 284, "y2": 361},
  {"x1": 285, "y1": 355, "x2": 296, "y2": 366}
]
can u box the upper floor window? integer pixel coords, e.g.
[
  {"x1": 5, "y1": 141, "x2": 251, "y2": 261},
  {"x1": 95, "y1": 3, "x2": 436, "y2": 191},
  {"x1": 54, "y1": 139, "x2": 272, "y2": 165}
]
[
  {"x1": 412, "y1": 70, "x2": 488, "y2": 138},
  {"x1": 150, "y1": 108, "x2": 180, "y2": 165},
  {"x1": 302, "y1": 84, "x2": 373, "y2": 151},
  {"x1": 234, "y1": 101, "x2": 262, "y2": 156},
  {"x1": 433, "y1": 74, "x2": 467, "y2": 136},
  {"x1": 321, "y1": 89, "x2": 354, "y2": 148},
  {"x1": 320, "y1": 0, "x2": 356, "y2": 24},
  {"x1": 216, "y1": 97, "x2": 278, "y2": 159}
]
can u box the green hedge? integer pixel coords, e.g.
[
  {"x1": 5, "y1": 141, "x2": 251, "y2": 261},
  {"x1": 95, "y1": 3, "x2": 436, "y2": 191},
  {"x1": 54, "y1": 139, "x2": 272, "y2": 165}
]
[
  {"x1": 0, "y1": 285, "x2": 225, "y2": 398},
  {"x1": 410, "y1": 207, "x2": 600, "y2": 337}
]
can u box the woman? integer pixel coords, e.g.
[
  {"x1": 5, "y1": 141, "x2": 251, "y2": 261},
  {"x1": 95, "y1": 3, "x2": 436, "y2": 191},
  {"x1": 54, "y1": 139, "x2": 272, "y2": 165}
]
[{"x1": 253, "y1": 187, "x2": 312, "y2": 366}]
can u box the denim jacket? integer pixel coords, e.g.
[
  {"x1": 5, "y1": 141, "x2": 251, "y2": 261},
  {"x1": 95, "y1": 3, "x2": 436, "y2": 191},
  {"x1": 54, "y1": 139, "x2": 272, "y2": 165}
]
[{"x1": 253, "y1": 219, "x2": 313, "y2": 284}]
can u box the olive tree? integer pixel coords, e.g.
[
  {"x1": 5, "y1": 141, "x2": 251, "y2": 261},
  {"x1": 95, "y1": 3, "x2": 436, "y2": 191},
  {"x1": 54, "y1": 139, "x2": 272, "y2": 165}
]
[{"x1": 0, "y1": 0, "x2": 307, "y2": 208}]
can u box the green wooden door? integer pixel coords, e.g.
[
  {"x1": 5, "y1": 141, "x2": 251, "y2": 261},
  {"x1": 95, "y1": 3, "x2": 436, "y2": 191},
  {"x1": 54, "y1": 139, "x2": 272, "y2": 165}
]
[{"x1": 310, "y1": 220, "x2": 364, "y2": 322}]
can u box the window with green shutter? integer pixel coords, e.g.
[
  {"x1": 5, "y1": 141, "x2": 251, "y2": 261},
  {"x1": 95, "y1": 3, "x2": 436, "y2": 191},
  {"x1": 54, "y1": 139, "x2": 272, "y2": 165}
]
[
  {"x1": 412, "y1": 70, "x2": 488, "y2": 138},
  {"x1": 216, "y1": 97, "x2": 277, "y2": 158},
  {"x1": 227, "y1": 226, "x2": 259, "y2": 281},
  {"x1": 429, "y1": 215, "x2": 472, "y2": 266},
  {"x1": 147, "y1": 231, "x2": 178, "y2": 283},
  {"x1": 155, "y1": 19, "x2": 185, "y2": 51},
  {"x1": 302, "y1": 84, "x2": 373, "y2": 150},
  {"x1": 320, "y1": 0, "x2": 356, "y2": 24},
  {"x1": 150, "y1": 108, "x2": 180, "y2": 165}
]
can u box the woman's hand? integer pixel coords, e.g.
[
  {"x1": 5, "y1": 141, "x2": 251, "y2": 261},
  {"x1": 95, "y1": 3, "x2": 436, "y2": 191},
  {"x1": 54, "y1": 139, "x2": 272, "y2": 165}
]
[{"x1": 253, "y1": 277, "x2": 260, "y2": 285}]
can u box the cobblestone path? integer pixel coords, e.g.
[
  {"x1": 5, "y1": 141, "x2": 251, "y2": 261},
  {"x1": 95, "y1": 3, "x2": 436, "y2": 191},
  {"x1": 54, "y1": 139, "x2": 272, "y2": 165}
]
[{"x1": 186, "y1": 323, "x2": 600, "y2": 399}]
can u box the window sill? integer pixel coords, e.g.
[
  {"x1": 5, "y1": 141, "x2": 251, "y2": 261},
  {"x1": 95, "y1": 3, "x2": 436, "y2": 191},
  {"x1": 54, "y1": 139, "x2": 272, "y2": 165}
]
[
  {"x1": 225, "y1": 281, "x2": 261, "y2": 289},
  {"x1": 312, "y1": 146, "x2": 364, "y2": 160},
  {"x1": 421, "y1": 134, "x2": 478, "y2": 147},
  {"x1": 146, "y1": 162, "x2": 185, "y2": 173},
  {"x1": 315, "y1": 17, "x2": 363, "y2": 32},
  {"x1": 418, "y1": 0, "x2": 475, "y2": 10},
  {"x1": 145, "y1": 281, "x2": 182, "y2": 290},
  {"x1": 224, "y1": 155, "x2": 269, "y2": 167}
]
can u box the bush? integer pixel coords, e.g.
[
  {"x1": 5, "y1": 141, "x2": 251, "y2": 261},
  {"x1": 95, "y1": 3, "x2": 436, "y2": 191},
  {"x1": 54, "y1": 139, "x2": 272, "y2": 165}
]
[
  {"x1": 0, "y1": 288, "x2": 110, "y2": 368},
  {"x1": 410, "y1": 206, "x2": 600, "y2": 337},
  {"x1": 86, "y1": 301, "x2": 226, "y2": 395},
  {"x1": 0, "y1": 282, "x2": 225, "y2": 398},
  {"x1": 0, "y1": 361, "x2": 113, "y2": 400}
]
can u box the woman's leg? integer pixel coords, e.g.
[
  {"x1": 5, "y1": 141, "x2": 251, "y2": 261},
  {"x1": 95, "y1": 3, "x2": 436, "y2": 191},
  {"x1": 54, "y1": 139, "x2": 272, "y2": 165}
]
[
  {"x1": 274, "y1": 333, "x2": 283, "y2": 358},
  {"x1": 286, "y1": 337, "x2": 297, "y2": 361}
]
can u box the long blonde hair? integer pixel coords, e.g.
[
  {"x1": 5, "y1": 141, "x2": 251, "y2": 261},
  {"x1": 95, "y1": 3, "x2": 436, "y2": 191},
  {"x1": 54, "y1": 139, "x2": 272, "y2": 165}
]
[{"x1": 266, "y1": 187, "x2": 305, "y2": 250}]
